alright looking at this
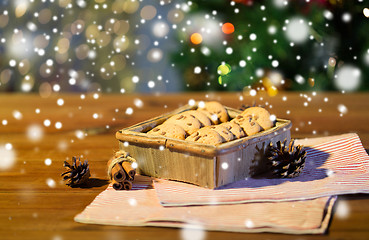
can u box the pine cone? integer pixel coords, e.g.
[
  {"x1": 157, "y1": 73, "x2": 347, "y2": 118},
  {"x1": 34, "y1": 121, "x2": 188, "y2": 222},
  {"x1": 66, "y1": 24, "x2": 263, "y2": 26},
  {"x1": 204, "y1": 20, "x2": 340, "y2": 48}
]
[
  {"x1": 267, "y1": 139, "x2": 306, "y2": 178},
  {"x1": 61, "y1": 156, "x2": 90, "y2": 186}
]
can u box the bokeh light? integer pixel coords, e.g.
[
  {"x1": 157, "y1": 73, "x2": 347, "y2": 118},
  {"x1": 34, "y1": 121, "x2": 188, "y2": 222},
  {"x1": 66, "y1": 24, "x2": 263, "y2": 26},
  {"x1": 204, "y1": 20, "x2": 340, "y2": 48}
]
[
  {"x1": 217, "y1": 64, "x2": 231, "y2": 76},
  {"x1": 334, "y1": 65, "x2": 361, "y2": 92},
  {"x1": 364, "y1": 8, "x2": 369, "y2": 18},
  {"x1": 152, "y1": 21, "x2": 169, "y2": 38},
  {"x1": 140, "y1": 5, "x2": 157, "y2": 20},
  {"x1": 285, "y1": 17, "x2": 309, "y2": 43},
  {"x1": 15, "y1": 0, "x2": 29, "y2": 18},
  {"x1": 0, "y1": 12, "x2": 9, "y2": 28},
  {"x1": 222, "y1": 22, "x2": 234, "y2": 34},
  {"x1": 147, "y1": 48, "x2": 163, "y2": 62},
  {"x1": 249, "y1": 33, "x2": 257, "y2": 41},
  {"x1": 190, "y1": 33, "x2": 202, "y2": 45}
]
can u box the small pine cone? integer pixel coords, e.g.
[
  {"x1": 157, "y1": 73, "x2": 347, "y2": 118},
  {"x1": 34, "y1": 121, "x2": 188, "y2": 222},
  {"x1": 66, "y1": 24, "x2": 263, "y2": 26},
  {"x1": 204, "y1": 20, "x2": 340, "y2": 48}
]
[
  {"x1": 267, "y1": 139, "x2": 307, "y2": 178},
  {"x1": 61, "y1": 156, "x2": 90, "y2": 186}
]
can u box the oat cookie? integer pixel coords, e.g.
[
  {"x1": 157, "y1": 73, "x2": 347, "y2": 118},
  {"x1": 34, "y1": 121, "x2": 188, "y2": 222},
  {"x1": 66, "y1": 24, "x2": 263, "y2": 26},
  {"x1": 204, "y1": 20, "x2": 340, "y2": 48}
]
[
  {"x1": 164, "y1": 113, "x2": 202, "y2": 135},
  {"x1": 231, "y1": 115, "x2": 261, "y2": 136},
  {"x1": 185, "y1": 110, "x2": 212, "y2": 127},
  {"x1": 208, "y1": 124, "x2": 236, "y2": 142},
  {"x1": 186, "y1": 127, "x2": 224, "y2": 145},
  {"x1": 197, "y1": 109, "x2": 219, "y2": 125},
  {"x1": 147, "y1": 123, "x2": 187, "y2": 140},
  {"x1": 221, "y1": 122, "x2": 246, "y2": 139},
  {"x1": 198, "y1": 101, "x2": 229, "y2": 123},
  {"x1": 241, "y1": 107, "x2": 274, "y2": 130}
]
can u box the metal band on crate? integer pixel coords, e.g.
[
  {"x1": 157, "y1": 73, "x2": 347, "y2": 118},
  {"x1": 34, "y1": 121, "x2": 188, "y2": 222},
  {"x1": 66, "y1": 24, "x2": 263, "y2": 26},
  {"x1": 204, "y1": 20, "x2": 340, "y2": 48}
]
[{"x1": 107, "y1": 151, "x2": 136, "y2": 180}]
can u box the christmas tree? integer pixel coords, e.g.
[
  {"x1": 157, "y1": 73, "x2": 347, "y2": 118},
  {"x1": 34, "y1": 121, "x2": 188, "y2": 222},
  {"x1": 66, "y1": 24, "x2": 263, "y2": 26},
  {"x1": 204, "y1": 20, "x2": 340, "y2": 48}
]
[
  {"x1": 1, "y1": 0, "x2": 368, "y2": 94},
  {"x1": 172, "y1": 0, "x2": 369, "y2": 93}
]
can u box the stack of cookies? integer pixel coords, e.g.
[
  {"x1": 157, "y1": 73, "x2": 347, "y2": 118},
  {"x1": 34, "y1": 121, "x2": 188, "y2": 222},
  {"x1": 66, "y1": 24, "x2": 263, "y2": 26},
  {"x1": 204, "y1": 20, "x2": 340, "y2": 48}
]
[{"x1": 147, "y1": 101, "x2": 275, "y2": 145}]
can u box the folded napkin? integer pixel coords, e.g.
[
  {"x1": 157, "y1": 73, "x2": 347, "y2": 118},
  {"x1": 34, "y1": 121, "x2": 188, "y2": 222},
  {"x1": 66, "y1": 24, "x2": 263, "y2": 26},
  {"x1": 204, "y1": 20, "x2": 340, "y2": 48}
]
[
  {"x1": 154, "y1": 133, "x2": 369, "y2": 206},
  {"x1": 74, "y1": 176, "x2": 336, "y2": 234}
]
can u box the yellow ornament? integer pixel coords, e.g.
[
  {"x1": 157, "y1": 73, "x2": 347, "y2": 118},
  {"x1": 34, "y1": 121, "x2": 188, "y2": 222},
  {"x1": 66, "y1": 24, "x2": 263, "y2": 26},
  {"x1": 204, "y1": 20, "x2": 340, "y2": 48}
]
[
  {"x1": 218, "y1": 76, "x2": 223, "y2": 85},
  {"x1": 267, "y1": 86, "x2": 278, "y2": 97},
  {"x1": 217, "y1": 64, "x2": 231, "y2": 76}
]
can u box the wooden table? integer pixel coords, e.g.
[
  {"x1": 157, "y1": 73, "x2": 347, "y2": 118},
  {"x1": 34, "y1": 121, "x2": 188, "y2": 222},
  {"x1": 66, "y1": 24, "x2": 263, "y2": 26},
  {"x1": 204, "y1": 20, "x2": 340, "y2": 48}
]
[{"x1": 1, "y1": 92, "x2": 369, "y2": 239}]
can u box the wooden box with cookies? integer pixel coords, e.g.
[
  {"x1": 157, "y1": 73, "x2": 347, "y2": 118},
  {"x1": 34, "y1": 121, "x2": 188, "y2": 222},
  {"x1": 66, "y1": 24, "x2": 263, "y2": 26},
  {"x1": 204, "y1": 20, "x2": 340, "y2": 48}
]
[{"x1": 116, "y1": 101, "x2": 292, "y2": 189}]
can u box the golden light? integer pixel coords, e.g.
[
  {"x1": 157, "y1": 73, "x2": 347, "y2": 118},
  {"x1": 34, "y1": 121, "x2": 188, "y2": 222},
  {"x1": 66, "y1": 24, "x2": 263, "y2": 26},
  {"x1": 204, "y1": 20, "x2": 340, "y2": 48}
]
[
  {"x1": 18, "y1": 59, "x2": 30, "y2": 75},
  {"x1": 38, "y1": 9, "x2": 52, "y2": 24},
  {"x1": 121, "y1": 76, "x2": 136, "y2": 93},
  {"x1": 0, "y1": 69, "x2": 12, "y2": 85},
  {"x1": 71, "y1": 20, "x2": 85, "y2": 35},
  {"x1": 217, "y1": 64, "x2": 231, "y2": 75},
  {"x1": 39, "y1": 63, "x2": 53, "y2": 78},
  {"x1": 111, "y1": 55, "x2": 126, "y2": 71},
  {"x1": 167, "y1": 9, "x2": 184, "y2": 23},
  {"x1": 39, "y1": 82, "x2": 52, "y2": 98},
  {"x1": 58, "y1": 0, "x2": 71, "y2": 8},
  {"x1": 15, "y1": 0, "x2": 28, "y2": 18},
  {"x1": 0, "y1": 13, "x2": 9, "y2": 28},
  {"x1": 57, "y1": 38, "x2": 70, "y2": 54},
  {"x1": 190, "y1": 33, "x2": 203, "y2": 45},
  {"x1": 100, "y1": 63, "x2": 114, "y2": 80},
  {"x1": 55, "y1": 52, "x2": 68, "y2": 64},
  {"x1": 308, "y1": 78, "x2": 315, "y2": 87},
  {"x1": 113, "y1": 36, "x2": 129, "y2": 52},
  {"x1": 267, "y1": 86, "x2": 278, "y2": 97},
  {"x1": 75, "y1": 44, "x2": 90, "y2": 60},
  {"x1": 33, "y1": 34, "x2": 50, "y2": 49},
  {"x1": 105, "y1": 18, "x2": 116, "y2": 33},
  {"x1": 123, "y1": 0, "x2": 139, "y2": 14},
  {"x1": 97, "y1": 31, "x2": 111, "y2": 47},
  {"x1": 112, "y1": 0, "x2": 124, "y2": 14},
  {"x1": 114, "y1": 20, "x2": 129, "y2": 35},
  {"x1": 85, "y1": 24, "x2": 100, "y2": 40},
  {"x1": 140, "y1": 5, "x2": 157, "y2": 20}
]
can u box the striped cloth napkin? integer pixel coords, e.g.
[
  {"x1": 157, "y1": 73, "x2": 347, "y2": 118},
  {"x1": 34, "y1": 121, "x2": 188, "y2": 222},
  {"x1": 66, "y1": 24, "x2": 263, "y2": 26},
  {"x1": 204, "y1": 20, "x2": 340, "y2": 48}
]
[
  {"x1": 74, "y1": 133, "x2": 367, "y2": 234},
  {"x1": 74, "y1": 177, "x2": 336, "y2": 234},
  {"x1": 154, "y1": 133, "x2": 369, "y2": 206}
]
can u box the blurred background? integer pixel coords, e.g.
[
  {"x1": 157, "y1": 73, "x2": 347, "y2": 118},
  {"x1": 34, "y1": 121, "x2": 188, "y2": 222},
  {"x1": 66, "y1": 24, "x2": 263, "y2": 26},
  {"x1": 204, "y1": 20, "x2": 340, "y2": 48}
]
[{"x1": 0, "y1": 0, "x2": 368, "y2": 95}]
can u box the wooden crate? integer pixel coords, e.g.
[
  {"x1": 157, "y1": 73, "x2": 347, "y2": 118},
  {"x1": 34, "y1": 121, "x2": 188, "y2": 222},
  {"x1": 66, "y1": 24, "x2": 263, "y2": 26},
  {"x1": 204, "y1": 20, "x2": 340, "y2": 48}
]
[{"x1": 116, "y1": 104, "x2": 291, "y2": 189}]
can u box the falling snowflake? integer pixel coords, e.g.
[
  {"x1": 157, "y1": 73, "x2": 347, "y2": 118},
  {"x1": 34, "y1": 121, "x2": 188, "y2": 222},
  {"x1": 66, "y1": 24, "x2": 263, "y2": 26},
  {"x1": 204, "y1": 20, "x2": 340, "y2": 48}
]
[
  {"x1": 336, "y1": 200, "x2": 350, "y2": 219},
  {"x1": 44, "y1": 158, "x2": 52, "y2": 166},
  {"x1": 46, "y1": 178, "x2": 56, "y2": 188},
  {"x1": 26, "y1": 124, "x2": 44, "y2": 141},
  {"x1": 0, "y1": 143, "x2": 16, "y2": 170},
  {"x1": 180, "y1": 223, "x2": 206, "y2": 240}
]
